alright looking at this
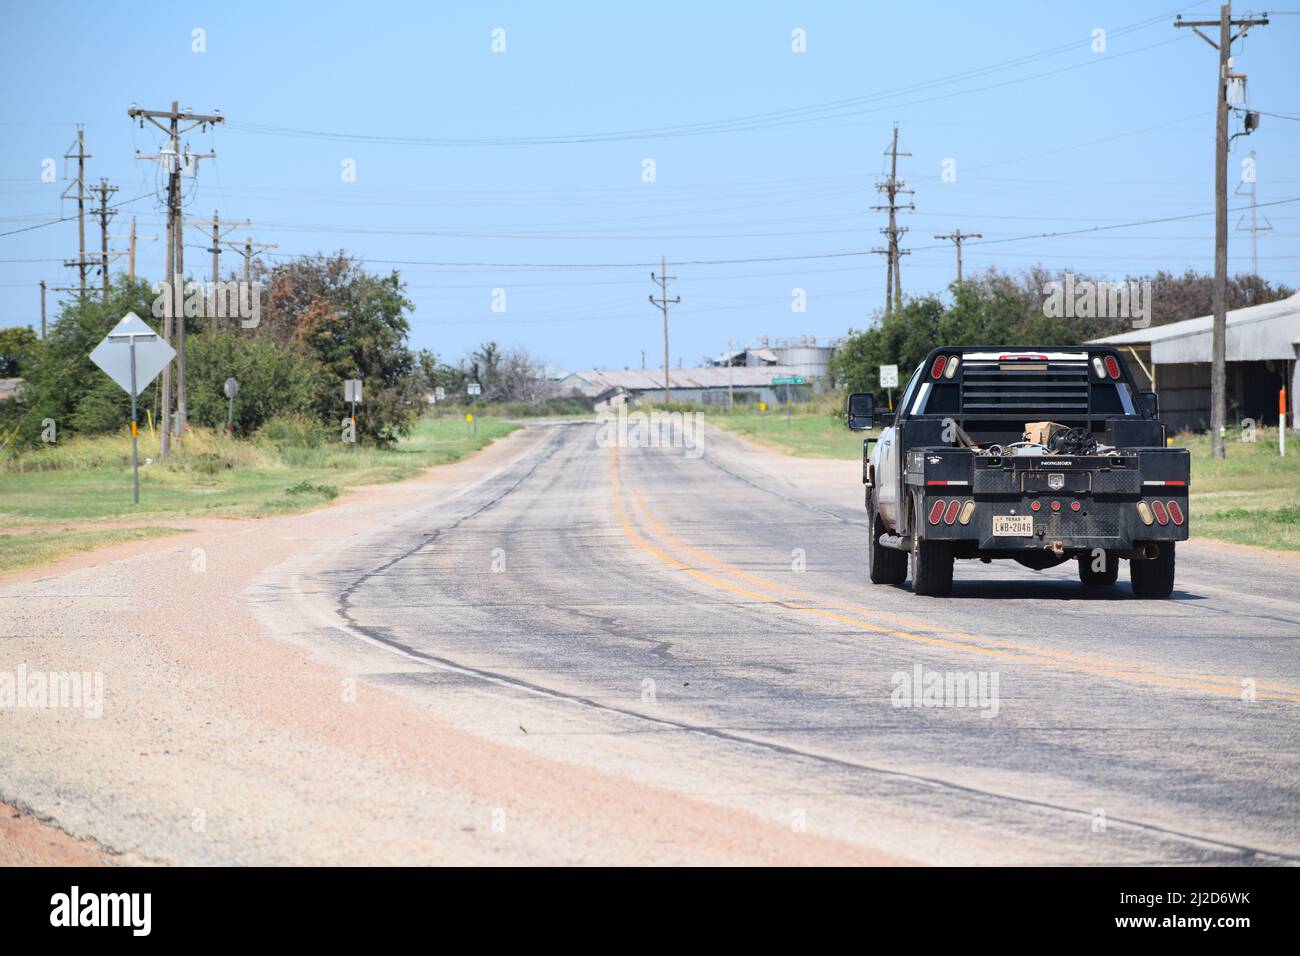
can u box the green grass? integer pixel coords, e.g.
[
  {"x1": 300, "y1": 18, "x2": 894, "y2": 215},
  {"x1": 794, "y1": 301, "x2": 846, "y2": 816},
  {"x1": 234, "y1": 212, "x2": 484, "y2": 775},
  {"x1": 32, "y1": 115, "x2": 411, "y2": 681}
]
[
  {"x1": 1174, "y1": 428, "x2": 1300, "y2": 551},
  {"x1": 0, "y1": 526, "x2": 186, "y2": 575},
  {"x1": 711, "y1": 410, "x2": 1300, "y2": 552},
  {"x1": 707, "y1": 406, "x2": 876, "y2": 459},
  {"x1": 0, "y1": 415, "x2": 519, "y2": 570}
]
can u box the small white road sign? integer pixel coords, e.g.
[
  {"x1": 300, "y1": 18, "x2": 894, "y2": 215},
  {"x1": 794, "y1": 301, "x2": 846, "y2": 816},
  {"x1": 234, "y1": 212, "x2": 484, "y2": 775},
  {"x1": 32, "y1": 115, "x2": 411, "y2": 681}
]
[
  {"x1": 880, "y1": 364, "x2": 899, "y2": 389},
  {"x1": 89, "y1": 312, "x2": 174, "y2": 394},
  {"x1": 467, "y1": 382, "x2": 482, "y2": 396},
  {"x1": 89, "y1": 312, "x2": 174, "y2": 505},
  {"x1": 344, "y1": 379, "x2": 363, "y2": 403}
]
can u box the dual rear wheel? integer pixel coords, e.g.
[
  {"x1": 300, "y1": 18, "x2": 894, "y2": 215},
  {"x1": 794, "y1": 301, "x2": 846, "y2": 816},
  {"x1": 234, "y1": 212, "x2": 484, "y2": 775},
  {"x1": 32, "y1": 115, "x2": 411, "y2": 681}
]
[
  {"x1": 1077, "y1": 545, "x2": 1175, "y2": 598},
  {"x1": 865, "y1": 491, "x2": 952, "y2": 596},
  {"x1": 869, "y1": 494, "x2": 1175, "y2": 600}
]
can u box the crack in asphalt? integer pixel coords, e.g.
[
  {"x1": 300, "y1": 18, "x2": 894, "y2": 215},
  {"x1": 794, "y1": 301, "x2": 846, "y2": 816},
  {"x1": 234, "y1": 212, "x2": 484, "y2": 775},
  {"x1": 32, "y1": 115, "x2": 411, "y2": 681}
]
[{"x1": 326, "y1": 422, "x2": 1298, "y2": 866}]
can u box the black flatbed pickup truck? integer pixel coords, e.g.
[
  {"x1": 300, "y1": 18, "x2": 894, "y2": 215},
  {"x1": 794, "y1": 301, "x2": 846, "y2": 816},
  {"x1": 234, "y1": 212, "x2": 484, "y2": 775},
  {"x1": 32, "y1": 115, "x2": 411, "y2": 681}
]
[{"x1": 846, "y1": 347, "x2": 1188, "y2": 598}]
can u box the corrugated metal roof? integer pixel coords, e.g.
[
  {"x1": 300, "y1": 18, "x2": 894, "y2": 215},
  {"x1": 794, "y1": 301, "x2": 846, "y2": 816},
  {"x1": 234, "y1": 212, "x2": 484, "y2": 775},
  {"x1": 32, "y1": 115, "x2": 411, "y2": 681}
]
[
  {"x1": 1090, "y1": 292, "x2": 1300, "y2": 363},
  {"x1": 563, "y1": 366, "x2": 802, "y2": 392},
  {"x1": 711, "y1": 346, "x2": 779, "y2": 366}
]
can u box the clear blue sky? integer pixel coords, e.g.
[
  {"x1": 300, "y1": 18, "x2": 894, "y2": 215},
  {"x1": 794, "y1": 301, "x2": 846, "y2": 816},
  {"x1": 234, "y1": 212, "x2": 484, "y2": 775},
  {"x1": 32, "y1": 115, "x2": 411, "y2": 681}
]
[{"x1": 2, "y1": 1, "x2": 1297, "y2": 371}]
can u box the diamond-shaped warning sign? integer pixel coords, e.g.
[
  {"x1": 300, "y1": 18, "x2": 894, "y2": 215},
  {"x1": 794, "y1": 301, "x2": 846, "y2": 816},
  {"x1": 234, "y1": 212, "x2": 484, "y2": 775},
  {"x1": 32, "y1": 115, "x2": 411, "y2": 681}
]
[{"x1": 89, "y1": 312, "x2": 175, "y2": 396}]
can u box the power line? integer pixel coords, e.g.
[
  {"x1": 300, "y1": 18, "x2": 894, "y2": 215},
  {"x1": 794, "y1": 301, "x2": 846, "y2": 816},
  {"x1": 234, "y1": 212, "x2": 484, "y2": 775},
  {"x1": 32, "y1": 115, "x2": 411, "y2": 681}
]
[
  {"x1": 0, "y1": 191, "x2": 151, "y2": 239},
  {"x1": 240, "y1": 196, "x2": 1300, "y2": 272},
  {"x1": 223, "y1": 11, "x2": 1192, "y2": 147}
]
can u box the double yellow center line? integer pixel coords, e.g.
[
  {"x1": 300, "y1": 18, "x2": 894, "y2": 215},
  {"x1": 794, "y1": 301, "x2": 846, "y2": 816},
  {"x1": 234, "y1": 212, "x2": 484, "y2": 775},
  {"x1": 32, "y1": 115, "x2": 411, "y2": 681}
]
[{"x1": 609, "y1": 444, "x2": 1300, "y2": 704}]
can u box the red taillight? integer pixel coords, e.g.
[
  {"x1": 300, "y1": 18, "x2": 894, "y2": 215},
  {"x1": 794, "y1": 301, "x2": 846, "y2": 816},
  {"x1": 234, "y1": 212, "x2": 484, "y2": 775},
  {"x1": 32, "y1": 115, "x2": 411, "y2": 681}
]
[
  {"x1": 1104, "y1": 355, "x2": 1120, "y2": 380},
  {"x1": 928, "y1": 500, "x2": 946, "y2": 524},
  {"x1": 1167, "y1": 500, "x2": 1184, "y2": 525},
  {"x1": 1050, "y1": 500, "x2": 1061, "y2": 512},
  {"x1": 1030, "y1": 500, "x2": 1041, "y2": 512},
  {"x1": 931, "y1": 355, "x2": 946, "y2": 379},
  {"x1": 1152, "y1": 500, "x2": 1169, "y2": 525},
  {"x1": 943, "y1": 500, "x2": 961, "y2": 525},
  {"x1": 1070, "y1": 500, "x2": 1081, "y2": 512}
]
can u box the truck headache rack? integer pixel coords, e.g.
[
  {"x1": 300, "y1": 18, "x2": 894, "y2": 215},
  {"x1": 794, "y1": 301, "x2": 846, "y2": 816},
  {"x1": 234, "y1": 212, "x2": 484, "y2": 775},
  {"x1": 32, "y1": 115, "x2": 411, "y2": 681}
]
[{"x1": 960, "y1": 353, "x2": 1090, "y2": 418}]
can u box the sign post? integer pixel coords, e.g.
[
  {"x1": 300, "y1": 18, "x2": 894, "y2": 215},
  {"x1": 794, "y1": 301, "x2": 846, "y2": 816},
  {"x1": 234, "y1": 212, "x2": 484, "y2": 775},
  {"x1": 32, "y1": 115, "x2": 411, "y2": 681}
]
[
  {"x1": 466, "y1": 382, "x2": 481, "y2": 435},
  {"x1": 224, "y1": 377, "x2": 239, "y2": 434},
  {"x1": 770, "y1": 376, "x2": 805, "y2": 428},
  {"x1": 344, "y1": 379, "x2": 363, "y2": 448},
  {"x1": 880, "y1": 364, "x2": 899, "y2": 411},
  {"x1": 89, "y1": 312, "x2": 176, "y2": 505}
]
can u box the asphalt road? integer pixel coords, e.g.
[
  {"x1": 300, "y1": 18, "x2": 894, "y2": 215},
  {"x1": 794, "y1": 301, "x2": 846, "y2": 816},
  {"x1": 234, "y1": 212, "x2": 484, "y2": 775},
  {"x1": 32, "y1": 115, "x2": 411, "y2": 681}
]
[{"x1": 258, "y1": 420, "x2": 1300, "y2": 865}]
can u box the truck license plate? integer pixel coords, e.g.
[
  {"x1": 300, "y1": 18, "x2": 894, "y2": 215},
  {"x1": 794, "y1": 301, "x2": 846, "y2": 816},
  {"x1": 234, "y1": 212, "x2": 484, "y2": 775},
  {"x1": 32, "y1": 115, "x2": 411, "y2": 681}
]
[{"x1": 993, "y1": 515, "x2": 1034, "y2": 537}]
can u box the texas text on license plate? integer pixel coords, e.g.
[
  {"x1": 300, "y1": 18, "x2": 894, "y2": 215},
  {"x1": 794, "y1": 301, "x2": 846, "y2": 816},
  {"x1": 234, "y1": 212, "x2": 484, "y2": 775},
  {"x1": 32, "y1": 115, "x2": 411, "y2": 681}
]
[{"x1": 993, "y1": 515, "x2": 1034, "y2": 537}]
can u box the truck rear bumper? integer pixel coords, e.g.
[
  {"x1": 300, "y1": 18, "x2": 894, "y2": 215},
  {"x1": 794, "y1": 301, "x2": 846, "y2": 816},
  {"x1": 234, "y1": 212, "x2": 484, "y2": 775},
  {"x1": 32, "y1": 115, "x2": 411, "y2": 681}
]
[{"x1": 915, "y1": 496, "x2": 1189, "y2": 552}]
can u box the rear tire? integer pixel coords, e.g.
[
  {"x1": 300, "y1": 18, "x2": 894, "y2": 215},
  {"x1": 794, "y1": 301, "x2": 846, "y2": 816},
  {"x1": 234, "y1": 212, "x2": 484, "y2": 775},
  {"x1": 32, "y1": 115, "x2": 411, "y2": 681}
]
[
  {"x1": 910, "y1": 497, "x2": 954, "y2": 597},
  {"x1": 1078, "y1": 550, "x2": 1119, "y2": 587},
  {"x1": 866, "y1": 488, "x2": 907, "y2": 586},
  {"x1": 1130, "y1": 541, "x2": 1176, "y2": 599}
]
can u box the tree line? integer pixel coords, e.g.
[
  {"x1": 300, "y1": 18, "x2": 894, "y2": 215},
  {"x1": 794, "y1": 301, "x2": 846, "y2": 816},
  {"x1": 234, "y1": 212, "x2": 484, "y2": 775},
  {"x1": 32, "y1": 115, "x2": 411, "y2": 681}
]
[
  {"x1": 830, "y1": 267, "x2": 1294, "y2": 399},
  {"x1": 0, "y1": 251, "x2": 568, "y2": 451}
]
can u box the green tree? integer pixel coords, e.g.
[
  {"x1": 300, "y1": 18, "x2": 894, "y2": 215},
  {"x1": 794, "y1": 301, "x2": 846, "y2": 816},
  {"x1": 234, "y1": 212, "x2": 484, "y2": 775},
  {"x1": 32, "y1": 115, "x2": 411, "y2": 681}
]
[
  {"x1": 0, "y1": 326, "x2": 41, "y2": 378},
  {"x1": 11, "y1": 277, "x2": 161, "y2": 446},
  {"x1": 185, "y1": 333, "x2": 318, "y2": 434},
  {"x1": 258, "y1": 253, "x2": 419, "y2": 444}
]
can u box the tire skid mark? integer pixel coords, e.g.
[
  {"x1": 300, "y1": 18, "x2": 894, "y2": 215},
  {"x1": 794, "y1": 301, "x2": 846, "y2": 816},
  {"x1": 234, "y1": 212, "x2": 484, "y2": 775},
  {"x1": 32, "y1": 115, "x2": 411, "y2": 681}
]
[
  {"x1": 292, "y1": 424, "x2": 1299, "y2": 865},
  {"x1": 612, "y1": 445, "x2": 1300, "y2": 704}
]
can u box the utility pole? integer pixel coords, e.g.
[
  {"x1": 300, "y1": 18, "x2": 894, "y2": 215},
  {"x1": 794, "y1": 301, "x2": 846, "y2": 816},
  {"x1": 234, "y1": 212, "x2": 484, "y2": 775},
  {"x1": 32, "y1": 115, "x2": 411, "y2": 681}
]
[
  {"x1": 648, "y1": 256, "x2": 680, "y2": 406},
  {"x1": 39, "y1": 280, "x2": 46, "y2": 339},
  {"x1": 1174, "y1": 5, "x2": 1268, "y2": 459},
  {"x1": 225, "y1": 234, "x2": 277, "y2": 286},
  {"x1": 111, "y1": 217, "x2": 158, "y2": 281},
  {"x1": 61, "y1": 127, "x2": 91, "y2": 300},
  {"x1": 872, "y1": 123, "x2": 913, "y2": 316},
  {"x1": 1234, "y1": 150, "x2": 1271, "y2": 276},
  {"x1": 727, "y1": 336, "x2": 734, "y2": 410},
  {"x1": 934, "y1": 229, "x2": 982, "y2": 288},
  {"x1": 130, "y1": 101, "x2": 223, "y2": 447},
  {"x1": 186, "y1": 210, "x2": 251, "y2": 284},
  {"x1": 90, "y1": 178, "x2": 120, "y2": 299},
  {"x1": 186, "y1": 211, "x2": 250, "y2": 330}
]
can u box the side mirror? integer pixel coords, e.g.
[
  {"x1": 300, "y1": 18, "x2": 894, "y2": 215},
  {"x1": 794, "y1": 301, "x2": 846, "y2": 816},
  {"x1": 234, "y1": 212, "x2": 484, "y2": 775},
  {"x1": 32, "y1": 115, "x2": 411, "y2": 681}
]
[
  {"x1": 1141, "y1": 391, "x2": 1160, "y2": 419},
  {"x1": 846, "y1": 392, "x2": 875, "y2": 431}
]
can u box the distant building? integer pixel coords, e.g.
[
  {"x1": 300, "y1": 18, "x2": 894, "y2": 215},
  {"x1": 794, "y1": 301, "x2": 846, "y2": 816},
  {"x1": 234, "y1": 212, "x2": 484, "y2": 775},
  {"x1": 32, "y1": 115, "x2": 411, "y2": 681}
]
[
  {"x1": 709, "y1": 336, "x2": 838, "y2": 388},
  {"x1": 1090, "y1": 293, "x2": 1300, "y2": 432},
  {"x1": 559, "y1": 365, "x2": 810, "y2": 407}
]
